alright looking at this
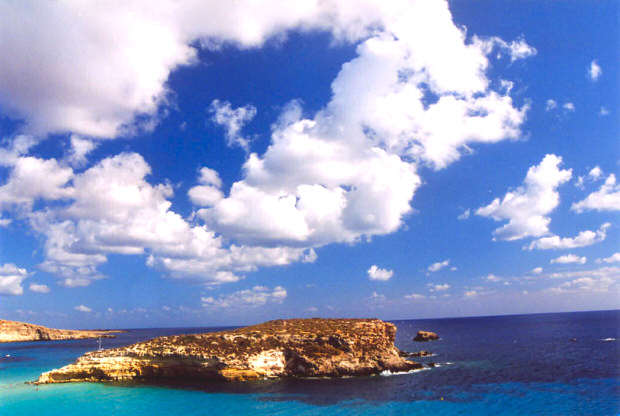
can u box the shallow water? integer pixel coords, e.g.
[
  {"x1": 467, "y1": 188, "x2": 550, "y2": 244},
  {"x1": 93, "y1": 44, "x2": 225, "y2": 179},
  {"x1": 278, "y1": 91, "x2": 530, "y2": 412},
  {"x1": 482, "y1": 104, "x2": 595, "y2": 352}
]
[{"x1": 1, "y1": 311, "x2": 619, "y2": 415}]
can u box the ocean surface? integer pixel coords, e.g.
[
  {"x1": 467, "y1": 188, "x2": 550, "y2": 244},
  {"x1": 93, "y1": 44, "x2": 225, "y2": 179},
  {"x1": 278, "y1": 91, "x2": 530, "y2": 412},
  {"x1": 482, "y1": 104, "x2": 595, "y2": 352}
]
[{"x1": 1, "y1": 310, "x2": 619, "y2": 415}]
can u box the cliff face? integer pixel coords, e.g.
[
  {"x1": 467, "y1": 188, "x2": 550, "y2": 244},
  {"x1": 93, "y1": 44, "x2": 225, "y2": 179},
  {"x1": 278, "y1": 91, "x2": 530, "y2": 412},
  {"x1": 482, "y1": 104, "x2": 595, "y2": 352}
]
[
  {"x1": 37, "y1": 318, "x2": 423, "y2": 384},
  {"x1": 0, "y1": 319, "x2": 118, "y2": 343}
]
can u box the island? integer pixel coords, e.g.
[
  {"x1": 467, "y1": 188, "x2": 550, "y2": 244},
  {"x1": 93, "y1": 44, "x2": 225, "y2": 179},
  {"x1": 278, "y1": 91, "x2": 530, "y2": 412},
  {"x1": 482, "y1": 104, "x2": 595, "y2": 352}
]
[
  {"x1": 0, "y1": 319, "x2": 120, "y2": 343},
  {"x1": 36, "y1": 318, "x2": 426, "y2": 384}
]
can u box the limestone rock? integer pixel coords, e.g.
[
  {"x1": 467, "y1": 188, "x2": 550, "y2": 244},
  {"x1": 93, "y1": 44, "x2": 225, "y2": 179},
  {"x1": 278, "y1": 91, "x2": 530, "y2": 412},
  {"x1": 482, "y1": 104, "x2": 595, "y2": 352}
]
[
  {"x1": 0, "y1": 319, "x2": 120, "y2": 343},
  {"x1": 413, "y1": 331, "x2": 439, "y2": 342},
  {"x1": 36, "y1": 318, "x2": 423, "y2": 384}
]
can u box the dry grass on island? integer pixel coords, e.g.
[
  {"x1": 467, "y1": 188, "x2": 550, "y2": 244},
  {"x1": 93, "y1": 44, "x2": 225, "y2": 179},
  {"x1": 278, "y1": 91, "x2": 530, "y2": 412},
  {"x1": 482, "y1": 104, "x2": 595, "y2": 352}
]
[{"x1": 36, "y1": 318, "x2": 432, "y2": 384}]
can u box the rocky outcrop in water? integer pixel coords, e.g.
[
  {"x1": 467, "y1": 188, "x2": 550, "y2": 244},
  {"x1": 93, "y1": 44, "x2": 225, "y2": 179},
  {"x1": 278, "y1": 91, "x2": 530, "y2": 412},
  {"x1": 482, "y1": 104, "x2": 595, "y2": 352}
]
[
  {"x1": 36, "y1": 318, "x2": 424, "y2": 384},
  {"x1": 399, "y1": 350, "x2": 433, "y2": 357},
  {"x1": 413, "y1": 331, "x2": 439, "y2": 342},
  {"x1": 0, "y1": 319, "x2": 119, "y2": 343}
]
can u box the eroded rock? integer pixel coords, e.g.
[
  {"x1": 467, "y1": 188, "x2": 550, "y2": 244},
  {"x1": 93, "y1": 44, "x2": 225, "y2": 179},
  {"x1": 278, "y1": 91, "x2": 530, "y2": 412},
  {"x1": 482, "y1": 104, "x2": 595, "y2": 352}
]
[
  {"x1": 0, "y1": 319, "x2": 120, "y2": 343},
  {"x1": 413, "y1": 331, "x2": 439, "y2": 342},
  {"x1": 36, "y1": 318, "x2": 423, "y2": 384}
]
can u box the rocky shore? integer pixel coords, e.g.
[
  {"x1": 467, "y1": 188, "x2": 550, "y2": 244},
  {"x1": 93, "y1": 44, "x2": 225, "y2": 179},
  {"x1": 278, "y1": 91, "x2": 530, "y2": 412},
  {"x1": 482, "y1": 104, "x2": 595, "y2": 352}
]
[
  {"x1": 36, "y1": 318, "x2": 426, "y2": 384},
  {"x1": 0, "y1": 319, "x2": 120, "y2": 343}
]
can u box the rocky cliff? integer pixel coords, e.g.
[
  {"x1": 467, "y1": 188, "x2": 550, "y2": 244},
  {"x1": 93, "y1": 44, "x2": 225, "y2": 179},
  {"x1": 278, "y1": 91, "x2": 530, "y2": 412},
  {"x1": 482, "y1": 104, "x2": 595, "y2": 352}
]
[
  {"x1": 0, "y1": 319, "x2": 119, "y2": 343},
  {"x1": 36, "y1": 318, "x2": 424, "y2": 384}
]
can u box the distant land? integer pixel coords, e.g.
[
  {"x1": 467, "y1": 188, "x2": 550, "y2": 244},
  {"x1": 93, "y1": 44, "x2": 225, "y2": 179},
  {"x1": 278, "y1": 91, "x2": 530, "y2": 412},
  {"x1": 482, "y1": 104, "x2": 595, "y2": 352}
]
[
  {"x1": 0, "y1": 319, "x2": 121, "y2": 343},
  {"x1": 36, "y1": 318, "x2": 427, "y2": 384}
]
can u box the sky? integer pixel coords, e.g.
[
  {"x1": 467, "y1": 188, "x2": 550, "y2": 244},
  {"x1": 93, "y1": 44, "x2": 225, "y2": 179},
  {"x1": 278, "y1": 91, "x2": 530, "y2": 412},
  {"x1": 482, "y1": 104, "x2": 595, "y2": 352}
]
[{"x1": 0, "y1": 0, "x2": 618, "y2": 329}]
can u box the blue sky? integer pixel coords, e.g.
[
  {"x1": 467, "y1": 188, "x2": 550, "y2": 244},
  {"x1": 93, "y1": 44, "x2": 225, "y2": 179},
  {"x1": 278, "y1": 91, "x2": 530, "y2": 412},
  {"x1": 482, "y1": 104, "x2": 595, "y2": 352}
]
[{"x1": 0, "y1": 0, "x2": 618, "y2": 329}]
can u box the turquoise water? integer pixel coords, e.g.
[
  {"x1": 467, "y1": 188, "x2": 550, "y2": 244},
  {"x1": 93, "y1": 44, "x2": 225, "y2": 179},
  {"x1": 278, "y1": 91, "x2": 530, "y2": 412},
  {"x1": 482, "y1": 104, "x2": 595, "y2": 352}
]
[{"x1": 1, "y1": 311, "x2": 619, "y2": 415}]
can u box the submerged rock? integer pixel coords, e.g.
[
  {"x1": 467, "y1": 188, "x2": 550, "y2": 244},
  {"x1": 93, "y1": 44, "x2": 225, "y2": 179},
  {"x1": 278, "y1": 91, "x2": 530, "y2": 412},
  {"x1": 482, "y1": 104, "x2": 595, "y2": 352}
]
[
  {"x1": 36, "y1": 318, "x2": 423, "y2": 384},
  {"x1": 413, "y1": 331, "x2": 439, "y2": 342},
  {"x1": 0, "y1": 319, "x2": 120, "y2": 343}
]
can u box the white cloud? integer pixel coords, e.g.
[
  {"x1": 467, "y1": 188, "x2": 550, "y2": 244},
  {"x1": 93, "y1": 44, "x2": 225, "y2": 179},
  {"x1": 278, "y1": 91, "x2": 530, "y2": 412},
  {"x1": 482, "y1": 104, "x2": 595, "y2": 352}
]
[
  {"x1": 597, "y1": 253, "x2": 620, "y2": 264},
  {"x1": 458, "y1": 209, "x2": 471, "y2": 220},
  {"x1": 428, "y1": 259, "x2": 450, "y2": 272},
  {"x1": 0, "y1": 0, "x2": 534, "y2": 287},
  {"x1": 505, "y1": 38, "x2": 537, "y2": 62},
  {"x1": 0, "y1": 0, "x2": 530, "y2": 143},
  {"x1": 551, "y1": 254, "x2": 586, "y2": 265},
  {"x1": 428, "y1": 283, "x2": 450, "y2": 292},
  {"x1": 29, "y1": 283, "x2": 50, "y2": 293},
  {"x1": 572, "y1": 174, "x2": 620, "y2": 213},
  {"x1": 588, "y1": 60, "x2": 602, "y2": 81},
  {"x1": 0, "y1": 156, "x2": 73, "y2": 214},
  {"x1": 464, "y1": 289, "x2": 491, "y2": 298},
  {"x1": 188, "y1": 167, "x2": 224, "y2": 207},
  {"x1": 600, "y1": 107, "x2": 610, "y2": 116},
  {"x1": 532, "y1": 267, "x2": 543, "y2": 274},
  {"x1": 545, "y1": 99, "x2": 558, "y2": 111},
  {"x1": 74, "y1": 305, "x2": 92, "y2": 313},
  {"x1": 209, "y1": 100, "x2": 257, "y2": 150},
  {"x1": 0, "y1": 263, "x2": 28, "y2": 295},
  {"x1": 476, "y1": 154, "x2": 572, "y2": 240},
  {"x1": 563, "y1": 103, "x2": 575, "y2": 112},
  {"x1": 588, "y1": 166, "x2": 603, "y2": 180},
  {"x1": 65, "y1": 135, "x2": 98, "y2": 168},
  {"x1": 485, "y1": 274, "x2": 501, "y2": 282},
  {"x1": 201, "y1": 285, "x2": 286, "y2": 309},
  {"x1": 367, "y1": 265, "x2": 393, "y2": 281},
  {"x1": 526, "y1": 223, "x2": 610, "y2": 250},
  {"x1": 370, "y1": 291, "x2": 386, "y2": 302},
  {"x1": 404, "y1": 293, "x2": 425, "y2": 300}
]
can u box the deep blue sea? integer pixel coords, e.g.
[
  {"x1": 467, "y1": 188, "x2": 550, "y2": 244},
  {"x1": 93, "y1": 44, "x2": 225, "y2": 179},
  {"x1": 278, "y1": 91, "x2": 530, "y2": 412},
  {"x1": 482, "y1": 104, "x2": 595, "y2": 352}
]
[{"x1": 1, "y1": 310, "x2": 619, "y2": 415}]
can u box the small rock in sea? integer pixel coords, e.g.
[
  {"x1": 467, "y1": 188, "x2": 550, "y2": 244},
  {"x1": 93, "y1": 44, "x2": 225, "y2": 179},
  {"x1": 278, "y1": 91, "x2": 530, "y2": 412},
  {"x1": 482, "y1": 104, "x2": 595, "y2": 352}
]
[
  {"x1": 569, "y1": 338, "x2": 577, "y2": 342},
  {"x1": 427, "y1": 362, "x2": 436, "y2": 368},
  {"x1": 399, "y1": 350, "x2": 433, "y2": 357},
  {"x1": 413, "y1": 331, "x2": 439, "y2": 342}
]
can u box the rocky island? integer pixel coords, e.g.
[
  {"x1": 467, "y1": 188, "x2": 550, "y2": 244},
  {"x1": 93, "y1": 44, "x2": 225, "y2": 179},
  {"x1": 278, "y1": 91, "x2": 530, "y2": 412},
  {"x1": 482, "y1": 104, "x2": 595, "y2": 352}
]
[
  {"x1": 36, "y1": 318, "x2": 425, "y2": 384},
  {"x1": 0, "y1": 319, "x2": 120, "y2": 343}
]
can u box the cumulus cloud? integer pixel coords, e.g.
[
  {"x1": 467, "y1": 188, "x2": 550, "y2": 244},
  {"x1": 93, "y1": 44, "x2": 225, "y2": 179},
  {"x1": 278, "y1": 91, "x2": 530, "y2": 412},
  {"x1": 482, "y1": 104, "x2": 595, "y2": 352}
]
[
  {"x1": 427, "y1": 283, "x2": 450, "y2": 292},
  {"x1": 476, "y1": 154, "x2": 572, "y2": 241},
  {"x1": 0, "y1": 0, "x2": 531, "y2": 142},
  {"x1": 367, "y1": 265, "x2": 393, "y2": 281},
  {"x1": 428, "y1": 259, "x2": 450, "y2": 272},
  {"x1": 209, "y1": 100, "x2": 257, "y2": 150},
  {"x1": 563, "y1": 103, "x2": 575, "y2": 112},
  {"x1": 588, "y1": 166, "x2": 603, "y2": 180},
  {"x1": 526, "y1": 223, "x2": 610, "y2": 250},
  {"x1": 188, "y1": 167, "x2": 224, "y2": 207},
  {"x1": 0, "y1": 156, "x2": 73, "y2": 214},
  {"x1": 588, "y1": 60, "x2": 602, "y2": 81},
  {"x1": 370, "y1": 291, "x2": 386, "y2": 302},
  {"x1": 545, "y1": 100, "x2": 558, "y2": 111},
  {"x1": 74, "y1": 305, "x2": 92, "y2": 313},
  {"x1": 65, "y1": 135, "x2": 98, "y2": 168},
  {"x1": 201, "y1": 285, "x2": 286, "y2": 309},
  {"x1": 0, "y1": 0, "x2": 534, "y2": 287},
  {"x1": 545, "y1": 268, "x2": 620, "y2": 294},
  {"x1": 597, "y1": 253, "x2": 620, "y2": 264},
  {"x1": 572, "y1": 174, "x2": 620, "y2": 213},
  {"x1": 0, "y1": 263, "x2": 28, "y2": 295},
  {"x1": 485, "y1": 274, "x2": 501, "y2": 282},
  {"x1": 503, "y1": 37, "x2": 537, "y2": 62},
  {"x1": 29, "y1": 283, "x2": 51, "y2": 293},
  {"x1": 404, "y1": 293, "x2": 425, "y2": 300},
  {"x1": 551, "y1": 254, "x2": 586, "y2": 265}
]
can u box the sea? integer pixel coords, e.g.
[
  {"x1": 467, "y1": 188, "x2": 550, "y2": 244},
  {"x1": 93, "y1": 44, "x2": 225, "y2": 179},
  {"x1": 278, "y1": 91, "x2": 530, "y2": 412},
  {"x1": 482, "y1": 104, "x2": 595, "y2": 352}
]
[{"x1": 1, "y1": 310, "x2": 618, "y2": 415}]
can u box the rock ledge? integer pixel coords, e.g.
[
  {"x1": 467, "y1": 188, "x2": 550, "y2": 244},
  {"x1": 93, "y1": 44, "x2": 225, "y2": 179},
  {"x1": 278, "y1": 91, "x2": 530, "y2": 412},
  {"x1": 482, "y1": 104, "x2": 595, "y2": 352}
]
[
  {"x1": 36, "y1": 318, "x2": 423, "y2": 383},
  {"x1": 0, "y1": 319, "x2": 119, "y2": 343}
]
